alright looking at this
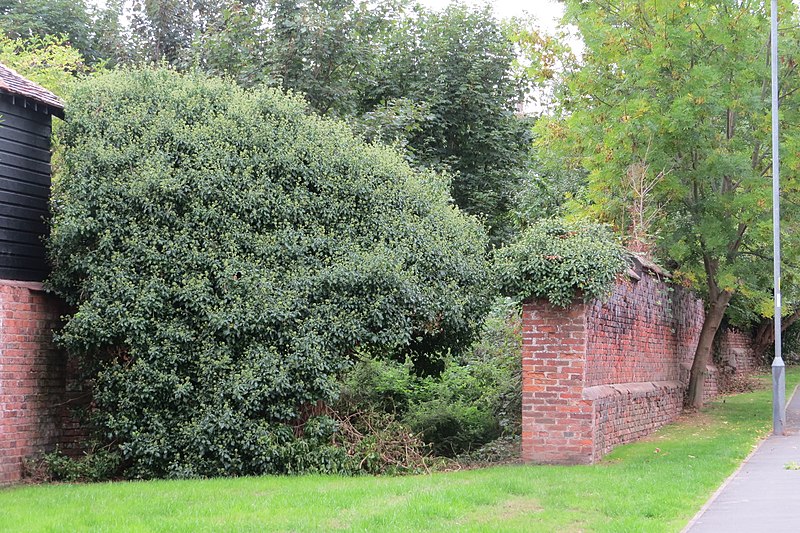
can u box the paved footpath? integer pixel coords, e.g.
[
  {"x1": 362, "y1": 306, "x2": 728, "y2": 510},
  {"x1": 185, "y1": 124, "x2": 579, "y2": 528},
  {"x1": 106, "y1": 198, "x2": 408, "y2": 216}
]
[{"x1": 685, "y1": 386, "x2": 800, "y2": 532}]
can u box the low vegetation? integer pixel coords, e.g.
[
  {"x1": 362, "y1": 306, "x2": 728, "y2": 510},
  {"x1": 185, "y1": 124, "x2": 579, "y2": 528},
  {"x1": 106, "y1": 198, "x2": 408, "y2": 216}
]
[
  {"x1": 339, "y1": 299, "x2": 522, "y2": 459},
  {"x1": 3, "y1": 370, "x2": 794, "y2": 532}
]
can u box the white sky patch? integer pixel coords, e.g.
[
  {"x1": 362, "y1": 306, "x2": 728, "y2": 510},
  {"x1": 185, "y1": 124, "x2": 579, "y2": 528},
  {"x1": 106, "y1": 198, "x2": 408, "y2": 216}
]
[
  {"x1": 419, "y1": 0, "x2": 564, "y2": 29},
  {"x1": 89, "y1": 0, "x2": 566, "y2": 30}
]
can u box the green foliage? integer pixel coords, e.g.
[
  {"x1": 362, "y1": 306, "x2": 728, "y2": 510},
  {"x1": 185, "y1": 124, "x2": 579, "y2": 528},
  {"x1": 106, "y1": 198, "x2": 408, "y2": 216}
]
[
  {"x1": 340, "y1": 299, "x2": 522, "y2": 458},
  {"x1": 11, "y1": 0, "x2": 532, "y2": 243},
  {"x1": 127, "y1": 0, "x2": 198, "y2": 66},
  {"x1": 339, "y1": 355, "x2": 423, "y2": 415},
  {"x1": 0, "y1": 34, "x2": 87, "y2": 97},
  {"x1": 262, "y1": 0, "x2": 401, "y2": 116},
  {"x1": 514, "y1": 154, "x2": 588, "y2": 225},
  {"x1": 368, "y1": 4, "x2": 530, "y2": 242},
  {"x1": 0, "y1": 0, "x2": 124, "y2": 64},
  {"x1": 48, "y1": 68, "x2": 492, "y2": 478},
  {"x1": 496, "y1": 218, "x2": 628, "y2": 307},
  {"x1": 348, "y1": 97, "x2": 429, "y2": 158},
  {"x1": 132, "y1": 1, "x2": 531, "y2": 242},
  {"x1": 201, "y1": 1, "x2": 534, "y2": 241},
  {"x1": 540, "y1": 0, "x2": 800, "y2": 320},
  {"x1": 404, "y1": 398, "x2": 498, "y2": 458},
  {"x1": 504, "y1": 18, "x2": 584, "y2": 228},
  {"x1": 189, "y1": 2, "x2": 268, "y2": 87},
  {"x1": 405, "y1": 300, "x2": 522, "y2": 457},
  {"x1": 39, "y1": 448, "x2": 121, "y2": 482},
  {"x1": 461, "y1": 298, "x2": 523, "y2": 437},
  {"x1": 126, "y1": 0, "x2": 400, "y2": 109}
]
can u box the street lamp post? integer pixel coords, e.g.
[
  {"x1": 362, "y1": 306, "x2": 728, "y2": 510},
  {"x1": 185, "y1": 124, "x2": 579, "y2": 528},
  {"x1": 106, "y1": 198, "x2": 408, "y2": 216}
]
[{"x1": 771, "y1": 0, "x2": 786, "y2": 436}]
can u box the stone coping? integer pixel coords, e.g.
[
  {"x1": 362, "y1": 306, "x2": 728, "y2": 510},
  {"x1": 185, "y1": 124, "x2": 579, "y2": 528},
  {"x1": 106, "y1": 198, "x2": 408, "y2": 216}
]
[
  {"x1": 0, "y1": 279, "x2": 46, "y2": 291},
  {"x1": 582, "y1": 380, "x2": 684, "y2": 401}
]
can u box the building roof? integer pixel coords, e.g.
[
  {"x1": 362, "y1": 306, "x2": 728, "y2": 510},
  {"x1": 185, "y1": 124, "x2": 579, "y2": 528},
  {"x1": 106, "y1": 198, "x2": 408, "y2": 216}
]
[{"x1": 0, "y1": 62, "x2": 64, "y2": 116}]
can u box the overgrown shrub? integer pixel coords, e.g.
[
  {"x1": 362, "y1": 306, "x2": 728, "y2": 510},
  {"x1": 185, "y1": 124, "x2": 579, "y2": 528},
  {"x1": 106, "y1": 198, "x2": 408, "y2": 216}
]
[
  {"x1": 404, "y1": 399, "x2": 499, "y2": 457},
  {"x1": 456, "y1": 434, "x2": 521, "y2": 466},
  {"x1": 337, "y1": 355, "x2": 424, "y2": 415},
  {"x1": 339, "y1": 299, "x2": 522, "y2": 458},
  {"x1": 406, "y1": 300, "x2": 522, "y2": 456},
  {"x1": 48, "y1": 68, "x2": 492, "y2": 478},
  {"x1": 496, "y1": 218, "x2": 629, "y2": 307},
  {"x1": 37, "y1": 448, "x2": 121, "y2": 482},
  {"x1": 459, "y1": 298, "x2": 523, "y2": 438}
]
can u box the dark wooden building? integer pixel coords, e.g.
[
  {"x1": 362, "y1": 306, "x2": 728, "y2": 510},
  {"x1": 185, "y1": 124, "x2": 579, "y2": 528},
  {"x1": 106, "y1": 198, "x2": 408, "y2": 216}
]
[{"x1": 0, "y1": 63, "x2": 64, "y2": 281}]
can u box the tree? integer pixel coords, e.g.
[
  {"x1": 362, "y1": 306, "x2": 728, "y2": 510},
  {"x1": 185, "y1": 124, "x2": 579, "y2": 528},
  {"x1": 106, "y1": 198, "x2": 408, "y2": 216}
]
[
  {"x1": 48, "y1": 68, "x2": 492, "y2": 477},
  {"x1": 0, "y1": 0, "x2": 533, "y2": 228},
  {"x1": 263, "y1": 0, "x2": 400, "y2": 116},
  {"x1": 0, "y1": 34, "x2": 87, "y2": 96},
  {"x1": 189, "y1": 1, "x2": 269, "y2": 86},
  {"x1": 0, "y1": 0, "x2": 125, "y2": 64},
  {"x1": 124, "y1": 0, "x2": 395, "y2": 107},
  {"x1": 120, "y1": 0, "x2": 400, "y2": 115},
  {"x1": 4, "y1": 0, "x2": 532, "y2": 242},
  {"x1": 366, "y1": 4, "x2": 530, "y2": 242},
  {"x1": 506, "y1": 18, "x2": 588, "y2": 227},
  {"x1": 127, "y1": 0, "x2": 200, "y2": 65},
  {"x1": 539, "y1": 0, "x2": 800, "y2": 406}
]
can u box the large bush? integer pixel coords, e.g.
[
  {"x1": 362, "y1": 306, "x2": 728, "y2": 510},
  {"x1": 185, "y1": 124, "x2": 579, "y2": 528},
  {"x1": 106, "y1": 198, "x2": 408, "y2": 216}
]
[{"x1": 48, "y1": 68, "x2": 492, "y2": 478}]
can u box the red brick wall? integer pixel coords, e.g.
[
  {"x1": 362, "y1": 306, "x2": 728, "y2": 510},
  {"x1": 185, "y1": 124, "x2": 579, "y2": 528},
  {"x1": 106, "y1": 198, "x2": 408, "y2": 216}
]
[
  {"x1": 585, "y1": 275, "x2": 704, "y2": 386},
  {"x1": 718, "y1": 328, "x2": 759, "y2": 373},
  {"x1": 522, "y1": 265, "x2": 759, "y2": 464},
  {"x1": 589, "y1": 381, "x2": 684, "y2": 460},
  {"x1": 522, "y1": 300, "x2": 594, "y2": 464},
  {"x1": 0, "y1": 280, "x2": 86, "y2": 485}
]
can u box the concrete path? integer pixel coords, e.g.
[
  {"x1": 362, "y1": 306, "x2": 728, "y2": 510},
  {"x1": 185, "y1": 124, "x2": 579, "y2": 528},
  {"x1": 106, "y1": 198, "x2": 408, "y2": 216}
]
[{"x1": 685, "y1": 386, "x2": 800, "y2": 532}]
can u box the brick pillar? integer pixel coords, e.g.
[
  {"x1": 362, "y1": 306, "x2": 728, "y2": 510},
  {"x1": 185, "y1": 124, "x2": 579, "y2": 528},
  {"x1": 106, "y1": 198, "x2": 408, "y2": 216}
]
[
  {"x1": 0, "y1": 280, "x2": 83, "y2": 485},
  {"x1": 521, "y1": 299, "x2": 593, "y2": 464}
]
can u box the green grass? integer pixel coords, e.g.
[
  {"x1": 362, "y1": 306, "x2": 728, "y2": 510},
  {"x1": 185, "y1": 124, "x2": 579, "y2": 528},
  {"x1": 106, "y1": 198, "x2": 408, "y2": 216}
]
[{"x1": 2, "y1": 369, "x2": 797, "y2": 533}]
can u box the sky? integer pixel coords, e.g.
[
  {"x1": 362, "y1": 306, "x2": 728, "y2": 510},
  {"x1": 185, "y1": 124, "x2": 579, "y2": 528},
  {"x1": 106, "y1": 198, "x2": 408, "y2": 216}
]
[
  {"x1": 89, "y1": 0, "x2": 566, "y2": 33},
  {"x1": 419, "y1": 0, "x2": 566, "y2": 30}
]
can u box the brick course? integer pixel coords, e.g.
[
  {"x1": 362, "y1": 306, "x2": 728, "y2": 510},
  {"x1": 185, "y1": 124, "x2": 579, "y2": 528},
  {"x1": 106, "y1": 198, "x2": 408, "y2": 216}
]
[
  {"x1": 589, "y1": 381, "x2": 684, "y2": 461},
  {"x1": 522, "y1": 262, "x2": 759, "y2": 464},
  {"x1": 0, "y1": 280, "x2": 86, "y2": 485}
]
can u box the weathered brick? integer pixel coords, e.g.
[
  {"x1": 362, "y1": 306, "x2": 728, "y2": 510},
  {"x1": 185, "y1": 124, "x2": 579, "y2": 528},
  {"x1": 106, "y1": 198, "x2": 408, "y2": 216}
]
[
  {"x1": 521, "y1": 264, "x2": 760, "y2": 465},
  {"x1": 0, "y1": 281, "x2": 89, "y2": 485}
]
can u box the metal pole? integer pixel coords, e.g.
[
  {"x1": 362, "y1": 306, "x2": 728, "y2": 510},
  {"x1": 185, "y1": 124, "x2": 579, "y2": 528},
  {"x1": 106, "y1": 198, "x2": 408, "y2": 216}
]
[{"x1": 771, "y1": 0, "x2": 786, "y2": 436}]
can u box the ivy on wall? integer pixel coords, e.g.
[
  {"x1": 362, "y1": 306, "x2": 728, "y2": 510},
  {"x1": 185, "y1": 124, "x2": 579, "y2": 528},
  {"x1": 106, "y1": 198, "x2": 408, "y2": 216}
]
[{"x1": 497, "y1": 218, "x2": 629, "y2": 307}]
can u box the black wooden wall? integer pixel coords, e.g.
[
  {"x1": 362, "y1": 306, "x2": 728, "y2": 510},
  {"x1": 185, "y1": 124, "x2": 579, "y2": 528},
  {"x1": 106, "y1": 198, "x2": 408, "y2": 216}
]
[{"x1": 0, "y1": 94, "x2": 53, "y2": 281}]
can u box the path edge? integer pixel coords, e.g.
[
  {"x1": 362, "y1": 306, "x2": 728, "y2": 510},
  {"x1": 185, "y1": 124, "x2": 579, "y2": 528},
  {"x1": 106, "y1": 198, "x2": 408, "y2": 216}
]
[{"x1": 680, "y1": 382, "x2": 799, "y2": 533}]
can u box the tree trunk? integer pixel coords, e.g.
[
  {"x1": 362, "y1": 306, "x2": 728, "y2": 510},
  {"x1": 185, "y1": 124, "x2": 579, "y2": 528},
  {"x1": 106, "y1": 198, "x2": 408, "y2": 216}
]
[
  {"x1": 686, "y1": 290, "x2": 733, "y2": 408},
  {"x1": 753, "y1": 309, "x2": 800, "y2": 360}
]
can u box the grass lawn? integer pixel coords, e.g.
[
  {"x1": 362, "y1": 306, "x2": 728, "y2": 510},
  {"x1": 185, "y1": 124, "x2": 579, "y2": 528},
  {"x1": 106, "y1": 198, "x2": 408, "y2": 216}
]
[{"x1": 1, "y1": 368, "x2": 797, "y2": 533}]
